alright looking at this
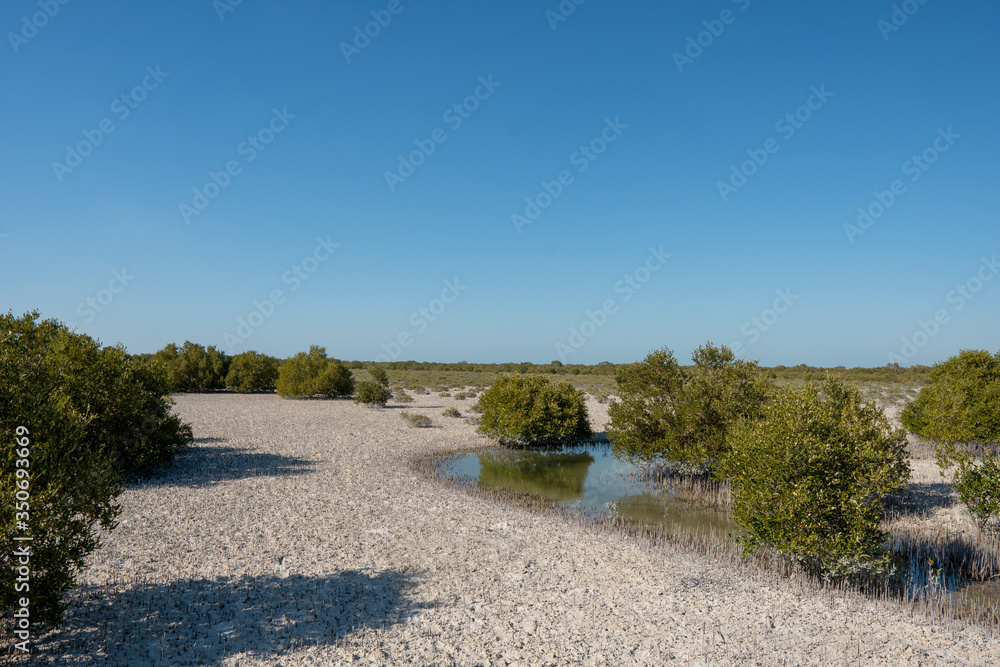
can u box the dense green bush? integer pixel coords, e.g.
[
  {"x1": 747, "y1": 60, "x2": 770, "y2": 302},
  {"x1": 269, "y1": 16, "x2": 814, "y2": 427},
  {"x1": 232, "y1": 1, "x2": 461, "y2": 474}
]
[
  {"x1": 355, "y1": 381, "x2": 390, "y2": 406},
  {"x1": 1, "y1": 312, "x2": 192, "y2": 627},
  {"x1": 949, "y1": 455, "x2": 1000, "y2": 528},
  {"x1": 225, "y1": 351, "x2": 280, "y2": 393},
  {"x1": 719, "y1": 379, "x2": 909, "y2": 579},
  {"x1": 355, "y1": 364, "x2": 391, "y2": 407},
  {"x1": 901, "y1": 350, "x2": 1000, "y2": 445},
  {"x1": 608, "y1": 343, "x2": 773, "y2": 467},
  {"x1": 70, "y1": 344, "x2": 192, "y2": 475},
  {"x1": 276, "y1": 345, "x2": 354, "y2": 398},
  {"x1": 901, "y1": 349, "x2": 1000, "y2": 528},
  {"x1": 152, "y1": 341, "x2": 230, "y2": 392},
  {"x1": 477, "y1": 375, "x2": 592, "y2": 446}
]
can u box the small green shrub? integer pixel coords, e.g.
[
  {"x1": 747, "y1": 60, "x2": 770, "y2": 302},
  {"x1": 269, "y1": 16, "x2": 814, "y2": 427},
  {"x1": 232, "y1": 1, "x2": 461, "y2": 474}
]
[
  {"x1": 439, "y1": 391, "x2": 451, "y2": 397},
  {"x1": 951, "y1": 455, "x2": 1000, "y2": 528},
  {"x1": 355, "y1": 381, "x2": 391, "y2": 407},
  {"x1": 276, "y1": 346, "x2": 354, "y2": 398},
  {"x1": 901, "y1": 350, "x2": 1000, "y2": 445},
  {"x1": 608, "y1": 342, "x2": 773, "y2": 467},
  {"x1": 468, "y1": 401, "x2": 483, "y2": 414},
  {"x1": 442, "y1": 406, "x2": 462, "y2": 418},
  {"x1": 401, "y1": 411, "x2": 432, "y2": 428},
  {"x1": 903, "y1": 350, "x2": 1000, "y2": 529},
  {"x1": 393, "y1": 389, "x2": 414, "y2": 403},
  {"x1": 225, "y1": 351, "x2": 280, "y2": 393},
  {"x1": 1, "y1": 312, "x2": 192, "y2": 627},
  {"x1": 355, "y1": 363, "x2": 391, "y2": 406},
  {"x1": 367, "y1": 364, "x2": 390, "y2": 388},
  {"x1": 477, "y1": 375, "x2": 592, "y2": 446},
  {"x1": 719, "y1": 378, "x2": 910, "y2": 579},
  {"x1": 453, "y1": 391, "x2": 475, "y2": 400}
]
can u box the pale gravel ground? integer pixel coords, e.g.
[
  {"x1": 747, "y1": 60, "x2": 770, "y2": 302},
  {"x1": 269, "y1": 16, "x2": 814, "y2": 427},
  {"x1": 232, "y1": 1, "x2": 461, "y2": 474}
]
[{"x1": 18, "y1": 392, "x2": 999, "y2": 665}]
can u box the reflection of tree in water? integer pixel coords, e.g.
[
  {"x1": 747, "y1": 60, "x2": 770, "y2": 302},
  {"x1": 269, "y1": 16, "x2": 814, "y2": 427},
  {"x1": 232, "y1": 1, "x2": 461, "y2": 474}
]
[
  {"x1": 609, "y1": 493, "x2": 669, "y2": 525},
  {"x1": 610, "y1": 493, "x2": 738, "y2": 536},
  {"x1": 477, "y1": 451, "x2": 594, "y2": 501}
]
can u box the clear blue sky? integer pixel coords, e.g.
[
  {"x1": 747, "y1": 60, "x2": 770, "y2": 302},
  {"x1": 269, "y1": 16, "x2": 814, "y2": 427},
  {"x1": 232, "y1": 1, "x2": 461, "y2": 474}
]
[{"x1": 2, "y1": 0, "x2": 998, "y2": 367}]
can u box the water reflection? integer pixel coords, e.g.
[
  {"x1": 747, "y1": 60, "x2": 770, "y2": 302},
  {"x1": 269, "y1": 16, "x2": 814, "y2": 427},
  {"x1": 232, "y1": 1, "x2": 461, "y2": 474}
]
[
  {"x1": 477, "y1": 450, "x2": 594, "y2": 501},
  {"x1": 611, "y1": 493, "x2": 735, "y2": 536},
  {"x1": 444, "y1": 443, "x2": 1000, "y2": 616},
  {"x1": 446, "y1": 444, "x2": 736, "y2": 537}
]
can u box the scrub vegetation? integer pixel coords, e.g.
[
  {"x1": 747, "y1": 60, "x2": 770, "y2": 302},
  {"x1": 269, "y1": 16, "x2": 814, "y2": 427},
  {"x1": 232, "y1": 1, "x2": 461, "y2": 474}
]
[
  {"x1": 6, "y1": 309, "x2": 994, "y2": 635},
  {"x1": 1, "y1": 312, "x2": 192, "y2": 627},
  {"x1": 354, "y1": 364, "x2": 391, "y2": 407},
  {"x1": 276, "y1": 346, "x2": 354, "y2": 399},
  {"x1": 476, "y1": 375, "x2": 592, "y2": 446},
  {"x1": 902, "y1": 349, "x2": 1000, "y2": 529}
]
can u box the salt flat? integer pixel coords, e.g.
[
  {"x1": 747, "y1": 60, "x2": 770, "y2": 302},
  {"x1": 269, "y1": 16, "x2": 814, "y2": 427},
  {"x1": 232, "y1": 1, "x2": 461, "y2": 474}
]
[{"x1": 25, "y1": 393, "x2": 998, "y2": 665}]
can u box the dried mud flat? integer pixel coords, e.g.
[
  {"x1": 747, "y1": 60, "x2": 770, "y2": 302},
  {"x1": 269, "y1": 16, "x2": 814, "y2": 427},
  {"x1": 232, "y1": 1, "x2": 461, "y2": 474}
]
[{"x1": 12, "y1": 393, "x2": 999, "y2": 665}]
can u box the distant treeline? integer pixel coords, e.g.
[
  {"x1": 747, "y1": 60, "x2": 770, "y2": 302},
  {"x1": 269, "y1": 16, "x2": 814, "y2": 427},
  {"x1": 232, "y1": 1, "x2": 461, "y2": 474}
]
[
  {"x1": 339, "y1": 359, "x2": 618, "y2": 376},
  {"x1": 134, "y1": 343, "x2": 931, "y2": 393},
  {"x1": 764, "y1": 363, "x2": 930, "y2": 385},
  {"x1": 342, "y1": 360, "x2": 931, "y2": 383}
]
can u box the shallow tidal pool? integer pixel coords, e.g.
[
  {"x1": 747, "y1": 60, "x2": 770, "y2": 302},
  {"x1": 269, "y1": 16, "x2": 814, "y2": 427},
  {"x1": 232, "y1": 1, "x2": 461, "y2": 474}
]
[
  {"x1": 442, "y1": 443, "x2": 736, "y2": 537},
  {"x1": 441, "y1": 442, "x2": 1000, "y2": 613}
]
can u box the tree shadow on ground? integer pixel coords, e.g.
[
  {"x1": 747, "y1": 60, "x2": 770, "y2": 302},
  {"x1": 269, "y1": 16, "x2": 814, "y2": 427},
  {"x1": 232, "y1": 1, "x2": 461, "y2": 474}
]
[
  {"x1": 134, "y1": 440, "x2": 316, "y2": 488},
  {"x1": 30, "y1": 569, "x2": 431, "y2": 665},
  {"x1": 885, "y1": 480, "x2": 958, "y2": 517}
]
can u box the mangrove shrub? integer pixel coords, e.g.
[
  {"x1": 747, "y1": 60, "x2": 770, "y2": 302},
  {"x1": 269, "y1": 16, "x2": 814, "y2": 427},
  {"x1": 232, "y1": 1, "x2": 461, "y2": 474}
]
[
  {"x1": 152, "y1": 341, "x2": 230, "y2": 392},
  {"x1": 225, "y1": 351, "x2": 280, "y2": 393},
  {"x1": 1, "y1": 312, "x2": 192, "y2": 626},
  {"x1": 276, "y1": 345, "x2": 354, "y2": 398},
  {"x1": 608, "y1": 342, "x2": 773, "y2": 467},
  {"x1": 901, "y1": 349, "x2": 1000, "y2": 527},
  {"x1": 719, "y1": 379, "x2": 909, "y2": 579},
  {"x1": 355, "y1": 364, "x2": 391, "y2": 407},
  {"x1": 477, "y1": 375, "x2": 592, "y2": 446}
]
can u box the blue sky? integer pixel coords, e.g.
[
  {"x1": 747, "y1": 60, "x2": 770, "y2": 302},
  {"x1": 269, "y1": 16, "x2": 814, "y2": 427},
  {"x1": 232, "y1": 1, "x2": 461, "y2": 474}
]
[{"x1": 2, "y1": 0, "x2": 997, "y2": 367}]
